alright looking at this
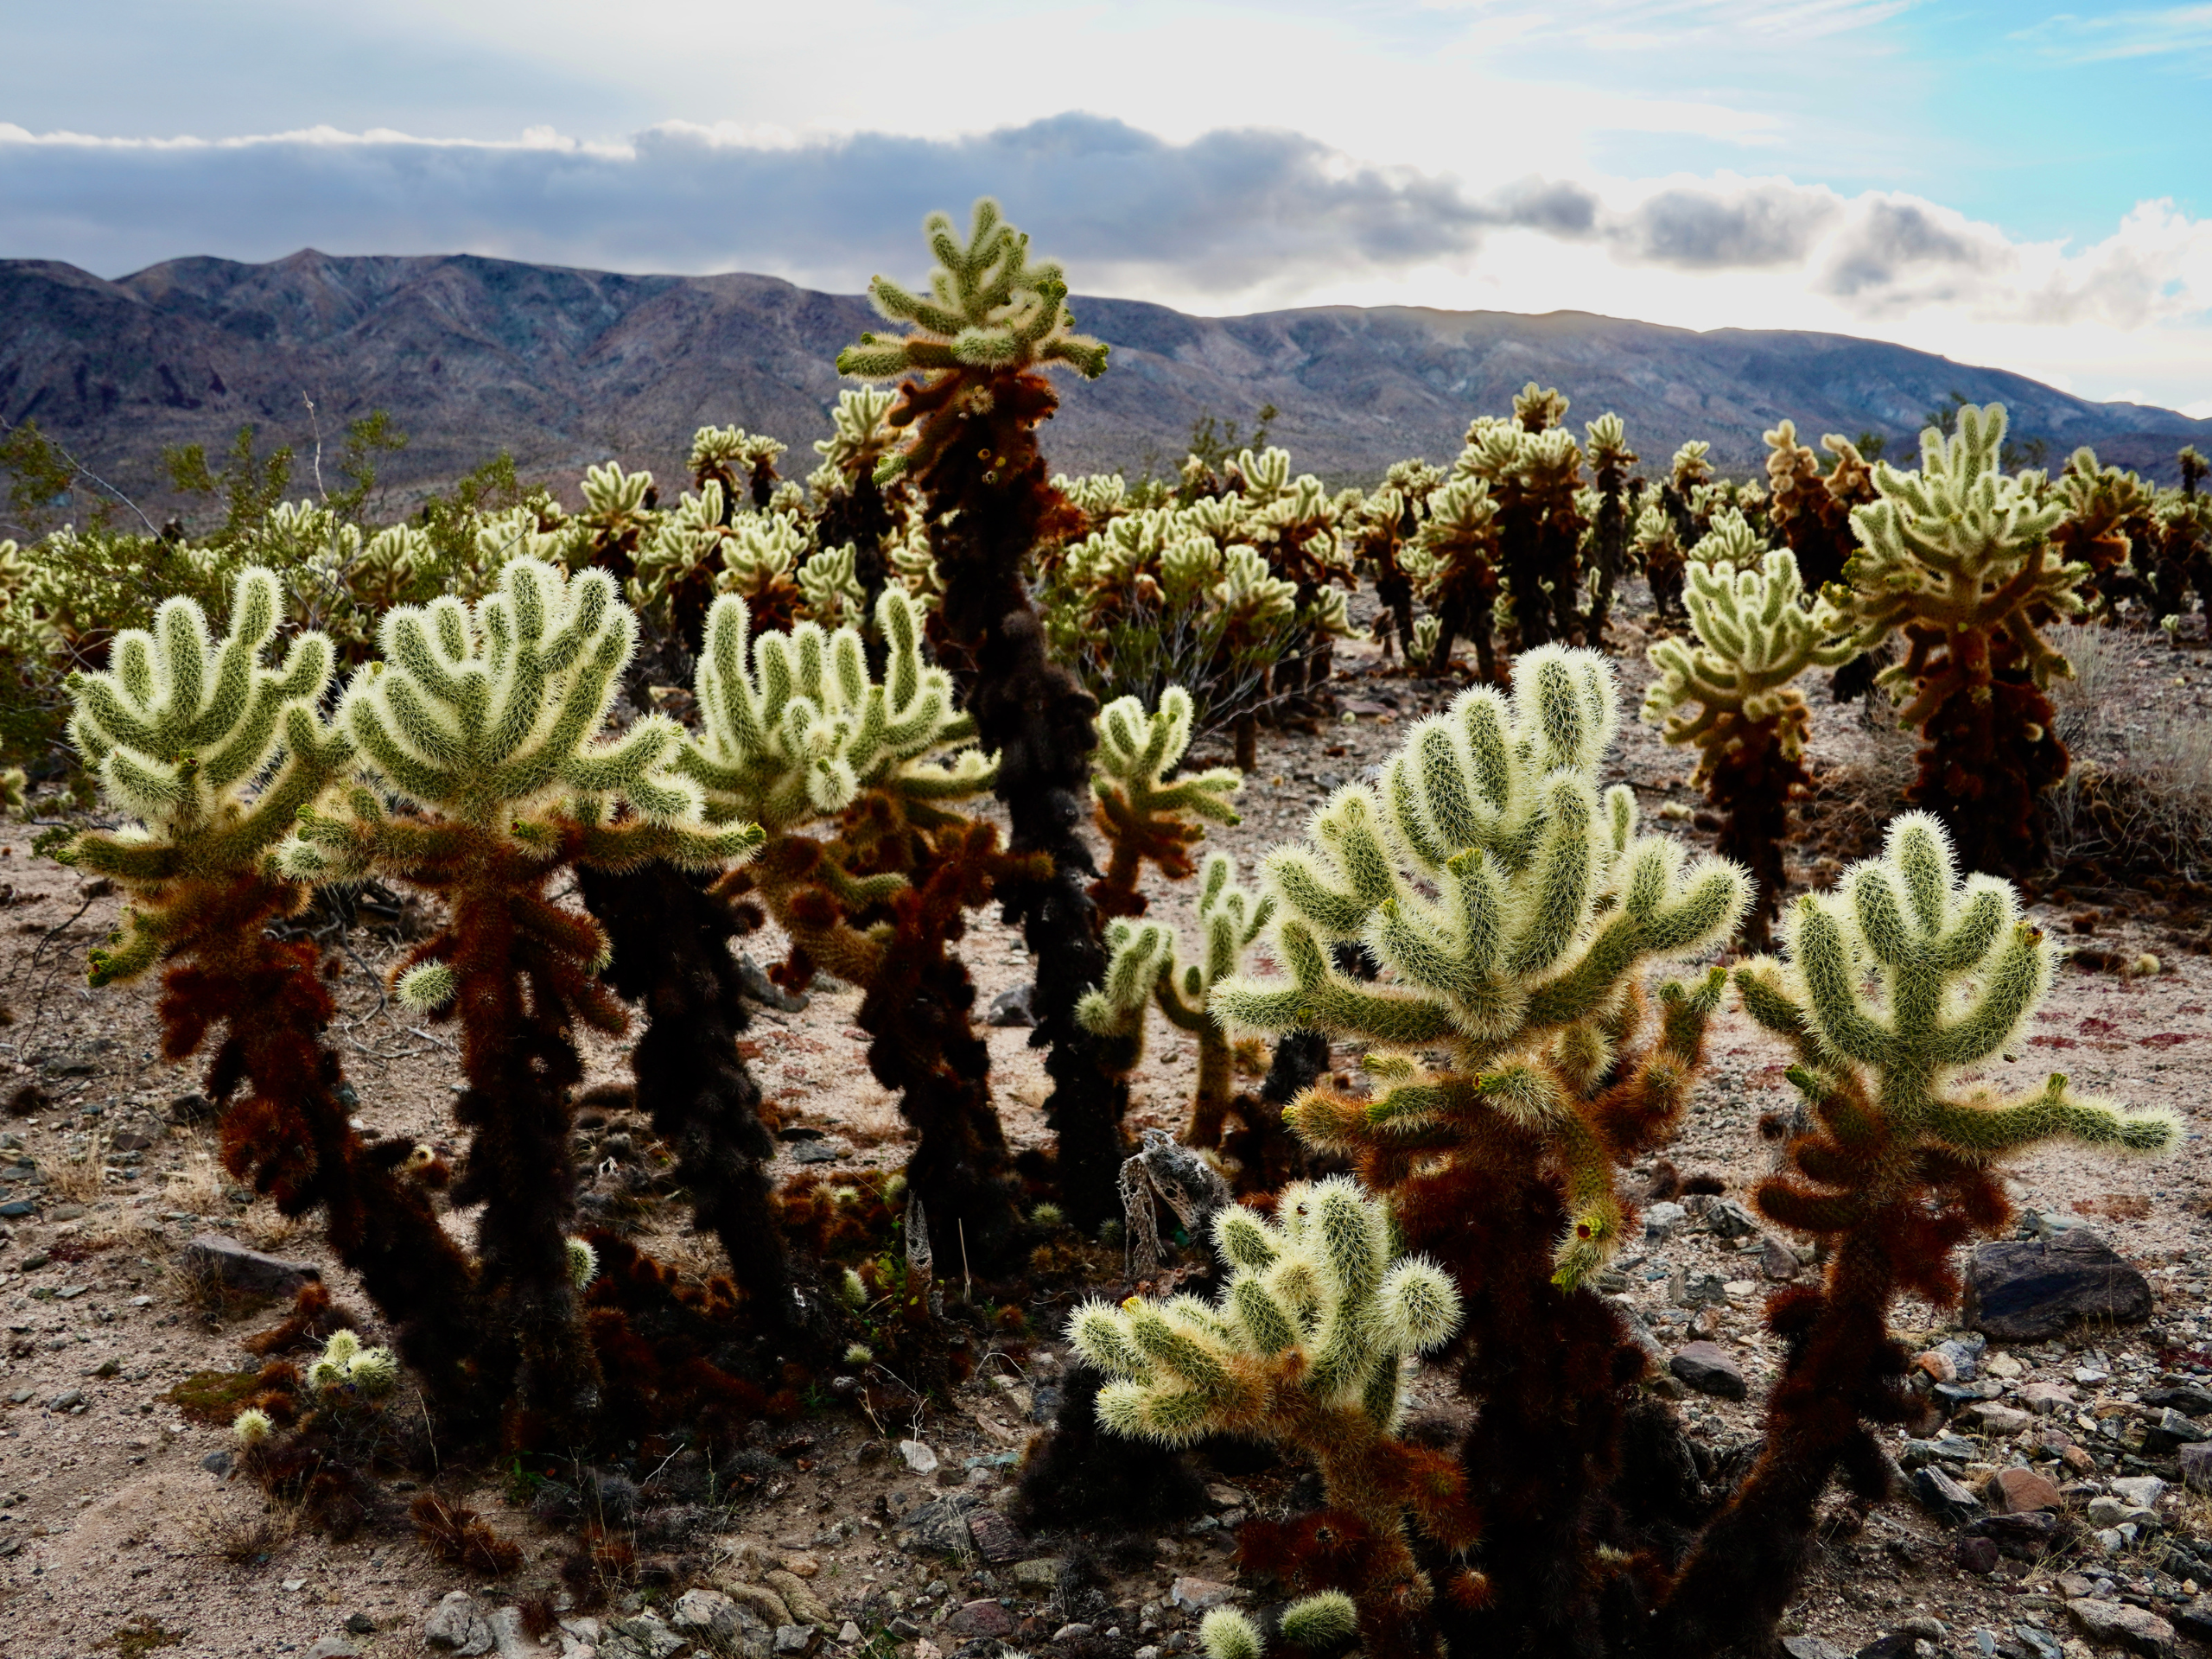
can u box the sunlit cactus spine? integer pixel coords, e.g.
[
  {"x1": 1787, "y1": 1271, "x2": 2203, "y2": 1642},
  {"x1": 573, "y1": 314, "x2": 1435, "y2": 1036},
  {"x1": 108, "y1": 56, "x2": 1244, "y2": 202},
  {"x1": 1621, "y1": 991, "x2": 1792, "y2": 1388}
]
[
  {"x1": 1632, "y1": 498, "x2": 1688, "y2": 620},
  {"x1": 1836, "y1": 401, "x2": 2082, "y2": 874},
  {"x1": 1642, "y1": 548, "x2": 1853, "y2": 949},
  {"x1": 1659, "y1": 812, "x2": 2175, "y2": 1655},
  {"x1": 1079, "y1": 852, "x2": 1272, "y2": 1147},
  {"x1": 1453, "y1": 390, "x2": 1589, "y2": 649},
  {"x1": 1213, "y1": 643, "x2": 1747, "y2": 1649},
  {"x1": 283, "y1": 556, "x2": 756, "y2": 1444},
  {"x1": 1088, "y1": 685, "x2": 1242, "y2": 916},
  {"x1": 578, "y1": 461, "x2": 658, "y2": 580},
  {"x1": 1073, "y1": 1177, "x2": 1469, "y2": 1654},
  {"x1": 55, "y1": 568, "x2": 483, "y2": 1416}
]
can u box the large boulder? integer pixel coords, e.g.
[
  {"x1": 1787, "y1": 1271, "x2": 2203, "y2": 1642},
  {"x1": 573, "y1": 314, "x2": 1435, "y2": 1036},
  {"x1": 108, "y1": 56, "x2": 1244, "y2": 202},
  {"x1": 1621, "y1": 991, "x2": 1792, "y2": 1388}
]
[{"x1": 1963, "y1": 1230, "x2": 2152, "y2": 1341}]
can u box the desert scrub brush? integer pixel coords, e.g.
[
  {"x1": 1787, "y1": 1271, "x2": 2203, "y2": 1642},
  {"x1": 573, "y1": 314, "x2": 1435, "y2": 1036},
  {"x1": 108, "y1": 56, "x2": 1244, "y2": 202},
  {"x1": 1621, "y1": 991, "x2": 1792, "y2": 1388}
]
[
  {"x1": 283, "y1": 556, "x2": 756, "y2": 1444},
  {"x1": 1657, "y1": 811, "x2": 2176, "y2": 1656},
  {"x1": 1643, "y1": 547, "x2": 1854, "y2": 950},
  {"x1": 1213, "y1": 642, "x2": 1748, "y2": 1652},
  {"x1": 1074, "y1": 1177, "x2": 1469, "y2": 1654},
  {"x1": 53, "y1": 566, "x2": 483, "y2": 1415}
]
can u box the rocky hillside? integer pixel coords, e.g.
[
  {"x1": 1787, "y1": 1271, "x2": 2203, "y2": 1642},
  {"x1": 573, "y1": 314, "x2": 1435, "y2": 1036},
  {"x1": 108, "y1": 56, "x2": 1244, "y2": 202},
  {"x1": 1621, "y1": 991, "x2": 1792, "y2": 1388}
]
[{"x1": 4, "y1": 248, "x2": 2208, "y2": 508}]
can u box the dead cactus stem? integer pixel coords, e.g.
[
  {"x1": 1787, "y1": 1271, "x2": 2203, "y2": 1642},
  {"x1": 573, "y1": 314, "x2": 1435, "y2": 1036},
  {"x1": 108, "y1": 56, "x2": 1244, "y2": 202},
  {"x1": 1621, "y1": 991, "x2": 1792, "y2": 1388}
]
[
  {"x1": 895, "y1": 366, "x2": 1128, "y2": 1231},
  {"x1": 577, "y1": 860, "x2": 789, "y2": 1317}
]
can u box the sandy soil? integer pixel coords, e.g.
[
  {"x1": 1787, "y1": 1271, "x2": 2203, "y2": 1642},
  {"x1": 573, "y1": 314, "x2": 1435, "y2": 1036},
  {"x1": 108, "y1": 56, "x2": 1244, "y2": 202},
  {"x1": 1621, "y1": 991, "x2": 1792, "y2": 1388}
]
[{"x1": 3, "y1": 581, "x2": 2211, "y2": 1659}]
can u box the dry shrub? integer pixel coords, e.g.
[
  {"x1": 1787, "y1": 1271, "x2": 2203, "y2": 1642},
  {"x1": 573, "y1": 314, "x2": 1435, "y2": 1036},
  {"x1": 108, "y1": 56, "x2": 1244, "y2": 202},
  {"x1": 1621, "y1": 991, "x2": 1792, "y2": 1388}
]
[
  {"x1": 2049, "y1": 722, "x2": 2212, "y2": 876},
  {"x1": 162, "y1": 1134, "x2": 225, "y2": 1215},
  {"x1": 2050, "y1": 620, "x2": 2128, "y2": 747},
  {"x1": 188, "y1": 1493, "x2": 303, "y2": 1567},
  {"x1": 44, "y1": 1130, "x2": 111, "y2": 1204},
  {"x1": 410, "y1": 1492, "x2": 525, "y2": 1577}
]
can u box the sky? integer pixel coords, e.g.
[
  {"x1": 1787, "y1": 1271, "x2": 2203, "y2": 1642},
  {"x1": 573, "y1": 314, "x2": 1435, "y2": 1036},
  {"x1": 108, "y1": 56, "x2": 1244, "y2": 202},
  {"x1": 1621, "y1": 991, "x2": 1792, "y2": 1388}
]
[{"x1": 2, "y1": 0, "x2": 2208, "y2": 415}]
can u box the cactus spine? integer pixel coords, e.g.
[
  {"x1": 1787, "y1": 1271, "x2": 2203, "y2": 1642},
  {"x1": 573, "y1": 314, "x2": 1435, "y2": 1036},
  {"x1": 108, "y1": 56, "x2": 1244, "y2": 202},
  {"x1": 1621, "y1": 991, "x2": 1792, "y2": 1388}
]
[
  {"x1": 1073, "y1": 1178, "x2": 1471, "y2": 1654},
  {"x1": 1658, "y1": 812, "x2": 2176, "y2": 1655}
]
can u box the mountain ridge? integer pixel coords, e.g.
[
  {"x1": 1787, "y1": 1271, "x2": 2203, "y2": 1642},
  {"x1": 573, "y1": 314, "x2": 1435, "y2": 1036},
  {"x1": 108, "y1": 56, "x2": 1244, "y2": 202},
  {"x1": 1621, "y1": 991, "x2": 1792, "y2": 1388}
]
[{"x1": 3, "y1": 247, "x2": 2207, "y2": 512}]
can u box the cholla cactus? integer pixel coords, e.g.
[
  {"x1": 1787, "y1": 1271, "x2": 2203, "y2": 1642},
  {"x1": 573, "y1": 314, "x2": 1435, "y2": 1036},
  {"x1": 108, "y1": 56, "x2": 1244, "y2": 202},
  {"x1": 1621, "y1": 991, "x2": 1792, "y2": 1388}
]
[
  {"x1": 61, "y1": 567, "x2": 350, "y2": 985},
  {"x1": 837, "y1": 197, "x2": 1108, "y2": 484},
  {"x1": 306, "y1": 1328, "x2": 401, "y2": 1398},
  {"x1": 1687, "y1": 506, "x2": 1768, "y2": 570},
  {"x1": 55, "y1": 567, "x2": 481, "y2": 1419},
  {"x1": 1410, "y1": 474, "x2": 1501, "y2": 677},
  {"x1": 1836, "y1": 402, "x2": 2082, "y2": 872},
  {"x1": 1214, "y1": 645, "x2": 1746, "y2": 1648},
  {"x1": 284, "y1": 557, "x2": 754, "y2": 1441},
  {"x1": 1583, "y1": 412, "x2": 1638, "y2": 638},
  {"x1": 1643, "y1": 549, "x2": 1853, "y2": 948},
  {"x1": 1073, "y1": 1178, "x2": 1469, "y2": 1651},
  {"x1": 809, "y1": 388, "x2": 902, "y2": 498},
  {"x1": 690, "y1": 424, "x2": 785, "y2": 511},
  {"x1": 1200, "y1": 1595, "x2": 1358, "y2": 1659},
  {"x1": 838, "y1": 198, "x2": 1129, "y2": 1238},
  {"x1": 1089, "y1": 686, "x2": 1241, "y2": 913},
  {"x1": 1080, "y1": 852, "x2": 1272, "y2": 1147},
  {"x1": 1764, "y1": 421, "x2": 1874, "y2": 594},
  {"x1": 1453, "y1": 400, "x2": 1589, "y2": 649},
  {"x1": 1659, "y1": 813, "x2": 2176, "y2": 1655}
]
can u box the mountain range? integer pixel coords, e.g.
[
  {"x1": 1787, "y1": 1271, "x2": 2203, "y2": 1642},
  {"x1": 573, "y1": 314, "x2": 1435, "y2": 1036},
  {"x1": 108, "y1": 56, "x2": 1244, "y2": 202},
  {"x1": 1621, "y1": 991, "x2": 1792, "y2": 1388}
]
[{"x1": 4, "y1": 248, "x2": 2209, "y2": 516}]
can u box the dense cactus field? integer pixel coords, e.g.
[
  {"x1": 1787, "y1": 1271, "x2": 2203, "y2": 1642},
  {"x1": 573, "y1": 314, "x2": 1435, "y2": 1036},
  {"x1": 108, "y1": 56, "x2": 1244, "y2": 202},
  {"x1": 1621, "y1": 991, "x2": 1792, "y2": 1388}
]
[{"x1": 2, "y1": 200, "x2": 2212, "y2": 1659}]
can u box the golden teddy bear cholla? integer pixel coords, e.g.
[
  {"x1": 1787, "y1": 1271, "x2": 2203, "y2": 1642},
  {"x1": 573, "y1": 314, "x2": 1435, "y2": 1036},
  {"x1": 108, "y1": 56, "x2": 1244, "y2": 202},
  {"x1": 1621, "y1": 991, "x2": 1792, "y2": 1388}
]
[{"x1": 1208, "y1": 644, "x2": 1749, "y2": 1649}]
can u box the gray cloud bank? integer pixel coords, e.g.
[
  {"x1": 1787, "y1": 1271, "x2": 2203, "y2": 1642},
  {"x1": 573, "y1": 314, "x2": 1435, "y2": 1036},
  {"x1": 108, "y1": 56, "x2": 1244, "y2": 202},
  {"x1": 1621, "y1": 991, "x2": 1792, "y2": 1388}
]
[{"x1": 0, "y1": 113, "x2": 2172, "y2": 326}]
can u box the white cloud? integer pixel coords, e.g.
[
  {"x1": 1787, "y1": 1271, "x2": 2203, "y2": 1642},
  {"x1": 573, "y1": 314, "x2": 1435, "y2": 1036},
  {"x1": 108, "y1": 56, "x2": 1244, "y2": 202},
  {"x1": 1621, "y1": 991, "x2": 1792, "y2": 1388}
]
[{"x1": 2, "y1": 115, "x2": 2209, "y2": 412}]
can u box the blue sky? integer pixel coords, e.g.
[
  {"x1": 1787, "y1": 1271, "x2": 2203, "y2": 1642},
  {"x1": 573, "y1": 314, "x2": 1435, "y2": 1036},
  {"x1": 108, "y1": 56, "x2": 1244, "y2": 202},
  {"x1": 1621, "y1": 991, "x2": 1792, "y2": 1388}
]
[{"x1": 3, "y1": 0, "x2": 2208, "y2": 412}]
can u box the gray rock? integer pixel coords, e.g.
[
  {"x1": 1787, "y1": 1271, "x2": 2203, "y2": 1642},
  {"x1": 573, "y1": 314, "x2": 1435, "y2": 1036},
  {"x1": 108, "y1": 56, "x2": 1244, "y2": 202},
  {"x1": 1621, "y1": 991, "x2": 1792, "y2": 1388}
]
[
  {"x1": 1912, "y1": 1465, "x2": 1986, "y2": 1528},
  {"x1": 2112, "y1": 1474, "x2": 2168, "y2": 1509},
  {"x1": 1670, "y1": 1341, "x2": 1746, "y2": 1400},
  {"x1": 344, "y1": 1613, "x2": 376, "y2": 1636},
  {"x1": 2012, "y1": 1626, "x2": 2064, "y2": 1659},
  {"x1": 1671, "y1": 1268, "x2": 1729, "y2": 1308},
  {"x1": 950, "y1": 1599, "x2": 1014, "y2": 1637},
  {"x1": 1780, "y1": 1638, "x2": 1853, "y2": 1659},
  {"x1": 1761, "y1": 1236, "x2": 1802, "y2": 1281},
  {"x1": 1013, "y1": 1557, "x2": 1065, "y2": 1591},
  {"x1": 2173, "y1": 1595, "x2": 2212, "y2": 1646},
  {"x1": 735, "y1": 952, "x2": 810, "y2": 1012},
  {"x1": 899, "y1": 1438, "x2": 939, "y2": 1474},
  {"x1": 304, "y1": 1640, "x2": 359, "y2": 1659},
  {"x1": 1704, "y1": 1198, "x2": 1758, "y2": 1238},
  {"x1": 2143, "y1": 1408, "x2": 2209, "y2": 1452},
  {"x1": 1964, "y1": 1231, "x2": 2153, "y2": 1342},
  {"x1": 1643, "y1": 1200, "x2": 1687, "y2": 1242},
  {"x1": 772, "y1": 1626, "x2": 817, "y2": 1656},
  {"x1": 2066, "y1": 1597, "x2": 2175, "y2": 1657},
  {"x1": 672, "y1": 1589, "x2": 735, "y2": 1631},
  {"x1": 2145, "y1": 1382, "x2": 2212, "y2": 1416},
  {"x1": 789, "y1": 1140, "x2": 847, "y2": 1165},
  {"x1": 2178, "y1": 1441, "x2": 2212, "y2": 1493},
  {"x1": 486, "y1": 1606, "x2": 539, "y2": 1659},
  {"x1": 425, "y1": 1591, "x2": 495, "y2": 1656},
  {"x1": 896, "y1": 1491, "x2": 979, "y2": 1557},
  {"x1": 181, "y1": 1230, "x2": 320, "y2": 1298},
  {"x1": 1964, "y1": 1402, "x2": 2032, "y2": 1437},
  {"x1": 967, "y1": 1507, "x2": 1026, "y2": 1563},
  {"x1": 1170, "y1": 1575, "x2": 1234, "y2": 1612},
  {"x1": 986, "y1": 982, "x2": 1035, "y2": 1027},
  {"x1": 607, "y1": 1614, "x2": 686, "y2": 1659}
]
